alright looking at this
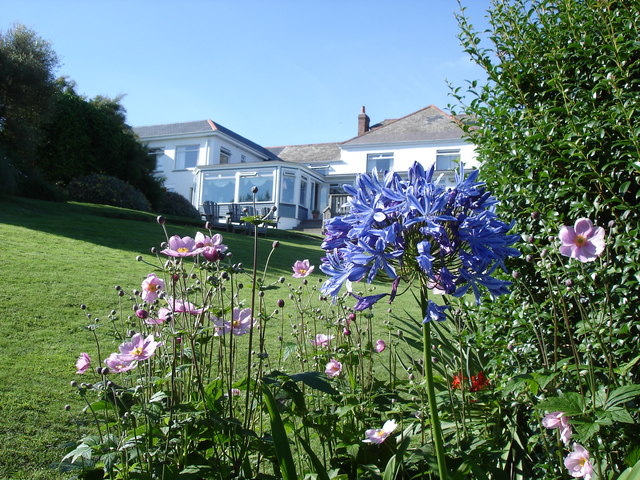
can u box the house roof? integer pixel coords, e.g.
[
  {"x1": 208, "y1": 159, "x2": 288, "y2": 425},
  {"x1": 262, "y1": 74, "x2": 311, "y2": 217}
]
[
  {"x1": 342, "y1": 105, "x2": 465, "y2": 146},
  {"x1": 266, "y1": 142, "x2": 342, "y2": 164},
  {"x1": 133, "y1": 120, "x2": 281, "y2": 161}
]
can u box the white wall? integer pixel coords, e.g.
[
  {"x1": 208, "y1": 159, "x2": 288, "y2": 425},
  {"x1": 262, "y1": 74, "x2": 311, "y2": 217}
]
[{"x1": 331, "y1": 140, "x2": 478, "y2": 177}]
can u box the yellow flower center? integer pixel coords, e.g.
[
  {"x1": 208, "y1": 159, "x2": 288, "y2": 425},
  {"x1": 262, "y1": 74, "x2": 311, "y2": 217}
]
[
  {"x1": 232, "y1": 320, "x2": 241, "y2": 327},
  {"x1": 147, "y1": 284, "x2": 158, "y2": 292},
  {"x1": 579, "y1": 458, "x2": 587, "y2": 467},
  {"x1": 574, "y1": 235, "x2": 587, "y2": 247},
  {"x1": 375, "y1": 430, "x2": 386, "y2": 438},
  {"x1": 177, "y1": 247, "x2": 190, "y2": 253},
  {"x1": 132, "y1": 347, "x2": 143, "y2": 356},
  {"x1": 299, "y1": 269, "x2": 307, "y2": 274}
]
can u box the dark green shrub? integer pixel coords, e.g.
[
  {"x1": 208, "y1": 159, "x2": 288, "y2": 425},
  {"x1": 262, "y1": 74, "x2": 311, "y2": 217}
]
[
  {"x1": 451, "y1": 0, "x2": 640, "y2": 476},
  {"x1": 67, "y1": 174, "x2": 151, "y2": 212},
  {"x1": 156, "y1": 191, "x2": 201, "y2": 220}
]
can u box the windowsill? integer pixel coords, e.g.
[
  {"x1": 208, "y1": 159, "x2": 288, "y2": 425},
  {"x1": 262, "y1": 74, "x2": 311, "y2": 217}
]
[{"x1": 172, "y1": 168, "x2": 195, "y2": 172}]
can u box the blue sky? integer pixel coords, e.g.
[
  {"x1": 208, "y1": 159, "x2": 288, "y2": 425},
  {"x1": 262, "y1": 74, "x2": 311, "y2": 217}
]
[{"x1": 3, "y1": 0, "x2": 491, "y2": 146}]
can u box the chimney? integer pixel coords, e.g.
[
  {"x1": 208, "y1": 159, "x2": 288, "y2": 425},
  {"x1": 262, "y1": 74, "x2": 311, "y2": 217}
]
[{"x1": 358, "y1": 106, "x2": 370, "y2": 136}]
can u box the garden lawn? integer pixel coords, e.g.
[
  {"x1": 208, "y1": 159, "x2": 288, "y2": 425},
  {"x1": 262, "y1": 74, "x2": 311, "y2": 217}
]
[{"x1": 0, "y1": 196, "x2": 418, "y2": 480}]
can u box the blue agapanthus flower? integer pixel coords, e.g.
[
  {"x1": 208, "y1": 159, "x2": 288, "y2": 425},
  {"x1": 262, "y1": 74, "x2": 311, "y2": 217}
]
[{"x1": 320, "y1": 162, "x2": 520, "y2": 310}]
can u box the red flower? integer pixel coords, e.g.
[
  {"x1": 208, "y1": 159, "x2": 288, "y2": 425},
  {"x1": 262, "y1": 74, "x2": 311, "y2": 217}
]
[
  {"x1": 470, "y1": 371, "x2": 490, "y2": 392},
  {"x1": 452, "y1": 373, "x2": 466, "y2": 389}
]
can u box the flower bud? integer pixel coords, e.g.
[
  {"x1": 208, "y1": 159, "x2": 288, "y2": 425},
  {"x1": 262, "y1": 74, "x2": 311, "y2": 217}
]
[
  {"x1": 272, "y1": 240, "x2": 280, "y2": 249},
  {"x1": 277, "y1": 299, "x2": 285, "y2": 308},
  {"x1": 348, "y1": 313, "x2": 356, "y2": 322},
  {"x1": 156, "y1": 215, "x2": 166, "y2": 225},
  {"x1": 343, "y1": 328, "x2": 351, "y2": 336},
  {"x1": 526, "y1": 254, "x2": 534, "y2": 263},
  {"x1": 136, "y1": 309, "x2": 149, "y2": 319},
  {"x1": 136, "y1": 255, "x2": 143, "y2": 262},
  {"x1": 80, "y1": 304, "x2": 87, "y2": 310},
  {"x1": 205, "y1": 221, "x2": 213, "y2": 230},
  {"x1": 151, "y1": 246, "x2": 157, "y2": 254},
  {"x1": 530, "y1": 211, "x2": 540, "y2": 219},
  {"x1": 511, "y1": 270, "x2": 519, "y2": 279},
  {"x1": 64, "y1": 404, "x2": 71, "y2": 411},
  {"x1": 252, "y1": 186, "x2": 259, "y2": 194}
]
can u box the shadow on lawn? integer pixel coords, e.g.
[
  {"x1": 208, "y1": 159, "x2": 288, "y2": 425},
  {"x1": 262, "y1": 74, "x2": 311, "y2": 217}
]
[{"x1": 0, "y1": 196, "x2": 325, "y2": 276}]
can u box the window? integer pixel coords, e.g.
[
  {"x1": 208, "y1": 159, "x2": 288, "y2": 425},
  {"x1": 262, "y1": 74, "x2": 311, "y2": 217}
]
[
  {"x1": 281, "y1": 171, "x2": 296, "y2": 204},
  {"x1": 435, "y1": 149, "x2": 461, "y2": 171},
  {"x1": 220, "y1": 147, "x2": 231, "y2": 165},
  {"x1": 367, "y1": 152, "x2": 393, "y2": 173},
  {"x1": 241, "y1": 154, "x2": 247, "y2": 163},
  {"x1": 299, "y1": 176, "x2": 308, "y2": 206},
  {"x1": 238, "y1": 171, "x2": 273, "y2": 202},
  {"x1": 202, "y1": 173, "x2": 235, "y2": 204},
  {"x1": 175, "y1": 145, "x2": 199, "y2": 169}
]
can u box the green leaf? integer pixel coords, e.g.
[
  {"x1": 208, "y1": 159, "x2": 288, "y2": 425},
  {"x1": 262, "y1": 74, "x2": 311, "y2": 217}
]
[
  {"x1": 618, "y1": 458, "x2": 640, "y2": 480},
  {"x1": 62, "y1": 443, "x2": 93, "y2": 464},
  {"x1": 262, "y1": 382, "x2": 298, "y2": 480},
  {"x1": 297, "y1": 434, "x2": 330, "y2": 480},
  {"x1": 605, "y1": 385, "x2": 640, "y2": 410},
  {"x1": 536, "y1": 392, "x2": 585, "y2": 415},
  {"x1": 289, "y1": 371, "x2": 339, "y2": 395}
]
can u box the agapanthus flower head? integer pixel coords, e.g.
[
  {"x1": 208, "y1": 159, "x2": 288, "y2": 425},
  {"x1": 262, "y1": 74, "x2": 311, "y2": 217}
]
[
  {"x1": 559, "y1": 218, "x2": 605, "y2": 263},
  {"x1": 320, "y1": 162, "x2": 520, "y2": 309},
  {"x1": 363, "y1": 419, "x2": 397, "y2": 444},
  {"x1": 161, "y1": 235, "x2": 198, "y2": 257},
  {"x1": 311, "y1": 333, "x2": 334, "y2": 347},
  {"x1": 75, "y1": 353, "x2": 91, "y2": 374},
  {"x1": 292, "y1": 259, "x2": 314, "y2": 278},
  {"x1": 104, "y1": 353, "x2": 137, "y2": 373},
  {"x1": 118, "y1": 333, "x2": 161, "y2": 361},
  {"x1": 325, "y1": 358, "x2": 342, "y2": 378},
  {"x1": 213, "y1": 308, "x2": 255, "y2": 336},
  {"x1": 542, "y1": 411, "x2": 572, "y2": 445},
  {"x1": 141, "y1": 273, "x2": 165, "y2": 302},
  {"x1": 564, "y1": 443, "x2": 593, "y2": 479}
]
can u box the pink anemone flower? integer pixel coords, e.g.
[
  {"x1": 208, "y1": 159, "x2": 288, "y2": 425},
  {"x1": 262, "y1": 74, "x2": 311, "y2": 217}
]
[
  {"x1": 118, "y1": 333, "x2": 161, "y2": 361},
  {"x1": 375, "y1": 339, "x2": 386, "y2": 353},
  {"x1": 311, "y1": 333, "x2": 334, "y2": 347},
  {"x1": 195, "y1": 232, "x2": 228, "y2": 251},
  {"x1": 141, "y1": 273, "x2": 165, "y2": 302},
  {"x1": 325, "y1": 358, "x2": 342, "y2": 378},
  {"x1": 161, "y1": 235, "x2": 198, "y2": 257},
  {"x1": 213, "y1": 308, "x2": 255, "y2": 336},
  {"x1": 564, "y1": 443, "x2": 593, "y2": 479},
  {"x1": 363, "y1": 419, "x2": 397, "y2": 444},
  {"x1": 145, "y1": 307, "x2": 171, "y2": 325},
  {"x1": 559, "y1": 218, "x2": 605, "y2": 263},
  {"x1": 292, "y1": 259, "x2": 314, "y2": 278},
  {"x1": 542, "y1": 411, "x2": 572, "y2": 445},
  {"x1": 104, "y1": 353, "x2": 137, "y2": 373},
  {"x1": 75, "y1": 352, "x2": 91, "y2": 374}
]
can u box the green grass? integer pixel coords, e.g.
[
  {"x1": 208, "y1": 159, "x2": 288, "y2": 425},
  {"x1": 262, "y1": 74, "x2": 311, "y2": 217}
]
[
  {"x1": 0, "y1": 196, "x2": 420, "y2": 480},
  {"x1": 0, "y1": 196, "x2": 328, "y2": 480}
]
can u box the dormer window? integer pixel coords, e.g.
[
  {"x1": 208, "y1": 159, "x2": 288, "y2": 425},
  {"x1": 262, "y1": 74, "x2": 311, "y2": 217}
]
[
  {"x1": 435, "y1": 149, "x2": 461, "y2": 171},
  {"x1": 220, "y1": 147, "x2": 231, "y2": 164},
  {"x1": 367, "y1": 152, "x2": 393, "y2": 173},
  {"x1": 175, "y1": 145, "x2": 199, "y2": 170}
]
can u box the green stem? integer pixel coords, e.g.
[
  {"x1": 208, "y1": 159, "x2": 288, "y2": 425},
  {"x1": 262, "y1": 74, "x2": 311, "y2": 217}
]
[{"x1": 421, "y1": 282, "x2": 448, "y2": 479}]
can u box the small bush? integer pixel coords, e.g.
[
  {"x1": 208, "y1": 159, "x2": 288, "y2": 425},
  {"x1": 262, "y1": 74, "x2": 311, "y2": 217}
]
[
  {"x1": 67, "y1": 174, "x2": 151, "y2": 212},
  {"x1": 15, "y1": 166, "x2": 66, "y2": 202},
  {"x1": 156, "y1": 191, "x2": 201, "y2": 220}
]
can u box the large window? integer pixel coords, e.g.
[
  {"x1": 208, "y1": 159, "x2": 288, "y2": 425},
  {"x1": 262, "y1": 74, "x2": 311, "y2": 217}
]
[
  {"x1": 220, "y1": 147, "x2": 231, "y2": 164},
  {"x1": 202, "y1": 173, "x2": 235, "y2": 204},
  {"x1": 435, "y1": 149, "x2": 461, "y2": 171},
  {"x1": 238, "y1": 171, "x2": 273, "y2": 202},
  {"x1": 367, "y1": 152, "x2": 393, "y2": 173},
  {"x1": 299, "y1": 176, "x2": 308, "y2": 206},
  {"x1": 175, "y1": 145, "x2": 199, "y2": 170},
  {"x1": 281, "y1": 171, "x2": 296, "y2": 204}
]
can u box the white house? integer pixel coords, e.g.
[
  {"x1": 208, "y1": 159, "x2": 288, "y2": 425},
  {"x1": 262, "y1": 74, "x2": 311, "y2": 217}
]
[{"x1": 133, "y1": 105, "x2": 477, "y2": 229}]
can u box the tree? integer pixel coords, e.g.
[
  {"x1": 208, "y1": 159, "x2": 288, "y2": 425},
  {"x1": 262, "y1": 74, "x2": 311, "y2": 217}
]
[
  {"x1": 0, "y1": 24, "x2": 58, "y2": 192},
  {"x1": 37, "y1": 78, "x2": 164, "y2": 206}
]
